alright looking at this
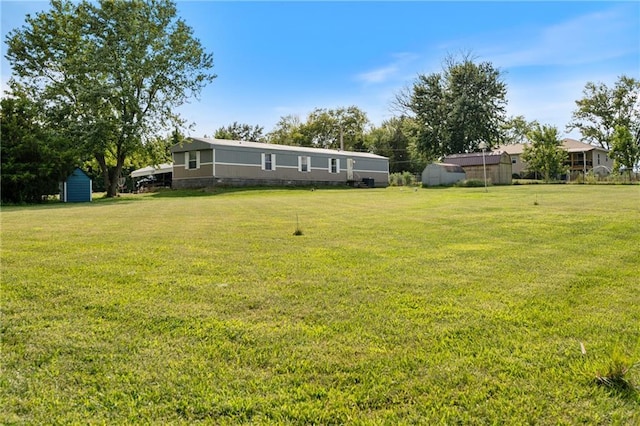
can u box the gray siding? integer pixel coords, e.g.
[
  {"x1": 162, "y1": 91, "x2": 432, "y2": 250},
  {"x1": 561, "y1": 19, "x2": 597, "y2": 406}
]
[
  {"x1": 201, "y1": 150, "x2": 213, "y2": 164},
  {"x1": 174, "y1": 152, "x2": 185, "y2": 166},
  {"x1": 277, "y1": 153, "x2": 299, "y2": 168},
  {"x1": 216, "y1": 147, "x2": 261, "y2": 165},
  {"x1": 310, "y1": 156, "x2": 328, "y2": 169},
  {"x1": 352, "y1": 158, "x2": 387, "y2": 172}
]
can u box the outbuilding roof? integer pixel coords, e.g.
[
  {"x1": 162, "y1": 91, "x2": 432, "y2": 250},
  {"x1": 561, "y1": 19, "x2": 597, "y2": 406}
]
[
  {"x1": 171, "y1": 137, "x2": 388, "y2": 160},
  {"x1": 429, "y1": 163, "x2": 465, "y2": 173},
  {"x1": 443, "y1": 151, "x2": 507, "y2": 167},
  {"x1": 130, "y1": 163, "x2": 173, "y2": 178}
]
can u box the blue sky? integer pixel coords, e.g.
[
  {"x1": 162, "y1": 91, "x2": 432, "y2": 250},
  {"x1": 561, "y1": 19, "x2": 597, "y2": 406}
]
[{"x1": 2, "y1": 1, "x2": 639, "y2": 140}]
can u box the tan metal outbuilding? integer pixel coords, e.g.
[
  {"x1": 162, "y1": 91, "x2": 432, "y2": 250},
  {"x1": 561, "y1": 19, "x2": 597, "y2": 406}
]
[{"x1": 443, "y1": 152, "x2": 512, "y2": 185}]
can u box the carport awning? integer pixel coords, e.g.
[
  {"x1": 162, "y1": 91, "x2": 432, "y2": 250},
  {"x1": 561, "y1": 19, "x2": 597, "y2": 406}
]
[{"x1": 130, "y1": 163, "x2": 173, "y2": 178}]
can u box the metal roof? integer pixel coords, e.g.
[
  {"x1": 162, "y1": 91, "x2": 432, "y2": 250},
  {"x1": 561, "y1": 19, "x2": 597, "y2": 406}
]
[
  {"x1": 429, "y1": 163, "x2": 465, "y2": 173},
  {"x1": 130, "y1": 163, "x2": 173, "y2": 178},
  {"x1": 493, "y1": 139, "x2": 609, "y2": 155},
  {"x1": 172, "y1": 137, "x2": 388, "y2": 160},
  {"x1": 443, "y1": 152, "x2": 507, "y2": 166}
]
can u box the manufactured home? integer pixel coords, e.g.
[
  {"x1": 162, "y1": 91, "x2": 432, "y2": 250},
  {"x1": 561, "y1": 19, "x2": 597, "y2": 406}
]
[{"x1": 170, "y1": 138, "x2": 389, "y2": 188}]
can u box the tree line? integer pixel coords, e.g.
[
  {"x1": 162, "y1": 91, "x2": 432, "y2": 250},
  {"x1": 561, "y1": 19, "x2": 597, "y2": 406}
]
[
  {"x1": 212, "y1": 65, "x2": 639, "y2": 183},
  {"x1": 2, "y1": 0, "x2": 639, "y2": 203}
]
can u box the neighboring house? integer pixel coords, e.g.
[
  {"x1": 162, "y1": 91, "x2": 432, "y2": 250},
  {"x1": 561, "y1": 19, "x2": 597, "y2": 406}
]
[
  {"x1": 60, "y1": 167, "x2": 92, "y2": 202},
  {"x1": 495, "y1": 143, "x2": 528, "y2": 177},
  {"x1": 443, "y1": 151, "x2": 512, "y2": 185},
  {"x1": 495, "y1": 139, "x2": 614, "y2": 178},
  {"x1": 421, "y1": 163, "x2": 466, "y2": 186},
  {"x1": 170, "y1": 137, "x2": 389, "y2": 189}
]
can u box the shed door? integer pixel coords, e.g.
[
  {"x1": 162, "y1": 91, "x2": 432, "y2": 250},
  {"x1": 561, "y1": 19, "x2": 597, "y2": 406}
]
[{"x1": 347, "y1": 158, "x2": 354, "y2": 180}]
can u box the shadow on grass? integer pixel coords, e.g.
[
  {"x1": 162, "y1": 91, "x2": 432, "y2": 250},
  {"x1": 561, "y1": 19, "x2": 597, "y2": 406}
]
[
  {"x1": 148, "y1": 185, "x2": 357, "y2": 198},
  {"x1": 596, "y1": 381, "x2": 640, "y2": 403},
  {"x1": 1, "y1": 193, "x2": 147, "y2": 211},
  {"x1": 418, "y1": 185, "x2": 462, "y2": 190},
  {"x1": 1, "y1": 185, "x2": 376, "y2": 210}
]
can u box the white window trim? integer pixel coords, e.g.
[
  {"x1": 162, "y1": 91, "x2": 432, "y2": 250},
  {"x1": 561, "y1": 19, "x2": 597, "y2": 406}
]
[
  {"x1": 329, "y1": 158, "x2": 340, "y2": 174},
  {"x1": 261, "y1": 153, "x2": 276, "y2": 171},
  {"x1": 298, "y1": 156, "x2": 311, "y2": 172},
  {"x1": 186, "y1": 151, "x2": 200, "y2": 170}
]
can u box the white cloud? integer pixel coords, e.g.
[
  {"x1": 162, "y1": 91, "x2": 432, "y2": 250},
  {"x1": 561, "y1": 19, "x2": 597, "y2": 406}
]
[
  {"x1": 482, "y1": 5, "x2": 639, "y2": 68},
  {"x1": 354, "y1": 52, "x2": 420, "y2": 85},
  {"x1": 356, "y1": 65, "x2": 399, "y2": 84}
]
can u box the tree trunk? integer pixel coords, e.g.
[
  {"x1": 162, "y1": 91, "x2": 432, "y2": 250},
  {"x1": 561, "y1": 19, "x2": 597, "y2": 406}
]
[
  {"x1": 95, "y1": 153, "x2": 114, "y2": 197},
  {"x1": 95, "y1": 153, "x2": 125, "y2": 198},
  {"x1": 106, "y1": 168, "x2": 118, "y2": 198},
  {"x1": 106, "y1": 155, "x2": 126, "y2": 198}
]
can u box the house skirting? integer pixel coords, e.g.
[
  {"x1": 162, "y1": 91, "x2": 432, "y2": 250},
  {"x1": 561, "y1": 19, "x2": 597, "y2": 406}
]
[{"x1": 172, "y1": 177, "x2": 382, "y2": 189}]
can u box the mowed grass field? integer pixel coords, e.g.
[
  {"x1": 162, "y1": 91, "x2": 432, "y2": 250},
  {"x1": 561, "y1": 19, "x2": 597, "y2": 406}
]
[{"x1": 1, "y1": 185, "x2": 639, "y2": 424}]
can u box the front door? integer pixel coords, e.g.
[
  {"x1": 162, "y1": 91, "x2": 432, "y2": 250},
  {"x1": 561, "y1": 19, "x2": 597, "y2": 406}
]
[{"x1": 347, "y1": 158, "x2": 354, "y2": 180}]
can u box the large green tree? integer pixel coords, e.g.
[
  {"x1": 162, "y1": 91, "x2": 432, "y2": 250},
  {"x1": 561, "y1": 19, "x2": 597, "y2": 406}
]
[
  {"x1": 396, "y1": 54, "x2": 508, "y2": 159},
  {"x1": 5, "y1": 0, "x2": 215, "y2": 197},
  {"x1": 304, "y1": 106, "x2": 370, "y2": 151},
  {"x1": 609, "y1": 125, "x2": 639, "y2": 177},
  {"x1": 365, "y1": 117, "x2": 416, "y2": 173},
  {"x1": 501, "y1": 115, "x2": 539, "y2": 145},
  {"x1": 568, "y1": 75, "x2": 640, "y2": 150},
  {"x1": 266, "y1": 115, "x2": 307, "y2": 146},
  {"x1": 1, "y1": 92, "x2": 77, "y2": 203},
  {"x1": 521, "y1": 125, "x2": 568, "y2": 182},
  {"x1": 214, "y1": 122, "x2": 266, "y2": 142},
  {"x1": 267, "y1": 106, "x2": 370, "y2": 151}
]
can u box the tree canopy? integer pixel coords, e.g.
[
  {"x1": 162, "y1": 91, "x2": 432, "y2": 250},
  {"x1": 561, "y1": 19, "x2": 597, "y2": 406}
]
[
  {"x1": 501, "y1": 115, "x2": 539, "y2": 145},
  {"x1": 610, "y1": 125, "x2": 639, "y2": 176},
  {"x1": 266, "y1": 115, "x2": 307, "y2": 146},
  {"x1": 364, "y1": 117, "x2": 418, "y2": 173},
  {"x1": 521, "y1": 125, "x2": 568, "y2": 182},
  {"x1": 267, "y1": 106, "x2": 370, "y2": 151},
  {"x1": 1, "y1": 92, "x2": 77, "y2": 203},
  {"x1": 214, "y1": 122, "x2": 266, "y2": 142},
  {"x1": 304, "y1": 106, "x2": 370, "y2": 151},
  {"x1": 395, "y1": 54, "x2": 508, "y2": 159},
  {"x1": 5, "y1": 0, "x2": 215, "y2": 197},
  {"x1": 568, "y1": 75, "x2": 640, "y2": 150}
]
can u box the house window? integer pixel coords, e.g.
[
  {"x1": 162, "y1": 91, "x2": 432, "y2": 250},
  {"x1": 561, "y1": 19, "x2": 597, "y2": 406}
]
[
  {"x1": 261, "y1": 153, "x2": 275, "y2": 171},
  {"x1": 298, "y1": 156, "x2": 311, "y2": 172},
  {"x1": 511, "y1": 156, "x2": 517, "y2": 164},
  {"x1": 598, "y1": 154, "x2": 600, "y2": 165},
  {"x1": 329, "y1": 158, "x2": 340, "y2": 174},
  {"x1": 187, "y1": 151, "x2": 200, "y2": 170}
]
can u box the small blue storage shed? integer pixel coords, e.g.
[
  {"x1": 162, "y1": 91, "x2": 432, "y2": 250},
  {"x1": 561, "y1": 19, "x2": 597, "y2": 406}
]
[{"x1": 61, "y1": 168, "x2": 92, "y2": 202}]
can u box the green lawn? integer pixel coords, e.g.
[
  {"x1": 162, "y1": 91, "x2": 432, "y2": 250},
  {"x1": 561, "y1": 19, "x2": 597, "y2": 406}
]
[{"x1": 2, "y1": 185, "x2": 639, "y2": 424}]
